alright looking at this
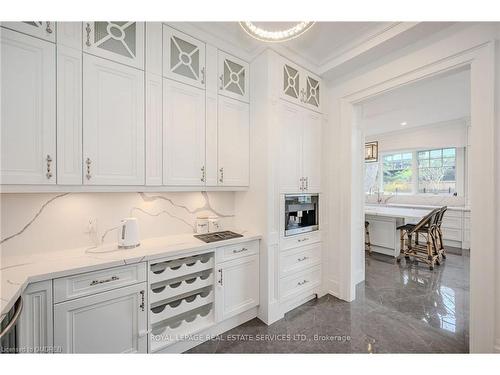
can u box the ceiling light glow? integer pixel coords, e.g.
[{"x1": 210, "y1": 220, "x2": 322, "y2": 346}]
[
  {"x1": 400, "y1": 122, "x2": 408, "y2": 126},
  {"x1": 239, "y1": 22, "x2": 315, "y2": 42}
]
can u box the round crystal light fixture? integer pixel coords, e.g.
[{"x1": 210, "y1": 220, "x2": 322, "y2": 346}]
[{"x1": 239, "y1": 22, "x2": 315, "y2": 42}]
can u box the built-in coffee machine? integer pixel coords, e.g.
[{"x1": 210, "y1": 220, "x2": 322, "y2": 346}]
[{"x1": 284, "y1": 194, "x2": 319, "y2": 236}]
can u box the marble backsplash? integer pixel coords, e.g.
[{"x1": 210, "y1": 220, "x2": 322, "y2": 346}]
[
  {"x1": 365, "y1": 193, "x2": 466, "y2": 207},
  {"x1": 0, "y1": 192, "x2": 235, "y2": 258}
]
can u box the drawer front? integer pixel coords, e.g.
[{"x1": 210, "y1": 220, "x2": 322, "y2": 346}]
[
  {"x1": 442, "y1": 227, "x2": 462, "y2": 241},
  {"x1": 216, "y1": 240, "x2": 259, "y2": 263},
  {"x1": 54, "y1": 263, "x2": 147, "y2": 303},
  {"x1": 280, "y1": 265, "x2": 321, "y2": 301},
  {"x1": 280, "y1": 243, "x2": 321, "y2": 278},
  {"x1": 281, "y1": 231, "x2": 321, "y2": 251}
]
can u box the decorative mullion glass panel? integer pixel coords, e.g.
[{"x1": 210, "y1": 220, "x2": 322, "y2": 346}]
[
  {"x1": 170, "y1": 36, "x2": 200, "y2": 80},
  {"x1": 306, "y1": 77, "x2": 320, "y2": 107},
  {"x1": 283, "y1": 65, "x2": 299, "y2": 99},
  {"x1": 223, "y1": 59, "x2": 245, "y2": 96},
  {"x1": 93, "y1": 22, "x2": 137, "y2": 59}
]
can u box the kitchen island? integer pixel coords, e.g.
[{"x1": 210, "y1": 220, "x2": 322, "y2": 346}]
[{"x1": 365, "y1": 205, "x2": 431, "y2": 257}]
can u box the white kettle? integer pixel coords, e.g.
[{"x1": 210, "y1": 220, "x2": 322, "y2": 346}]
[{"x1": 118, "y1": 218, "x2": 140, "y2": 249}]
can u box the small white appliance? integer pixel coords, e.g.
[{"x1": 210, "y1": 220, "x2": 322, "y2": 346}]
[
  {"x1": 196, "y1": 217, "x2": 209, "y2": 234},
  {"x1": 118, "y1": 218, "x2": 140, "y2": 249},
  {"x1": 208, "y1": 216, "x2": 221, "y2": 232}
]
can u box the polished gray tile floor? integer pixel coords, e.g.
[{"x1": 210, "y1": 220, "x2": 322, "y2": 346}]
[{"x1": 188, "y1": 250, "x2": 469, "y2": 353}]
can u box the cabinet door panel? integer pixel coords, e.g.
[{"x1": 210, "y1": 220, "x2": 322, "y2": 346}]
[
  {"x1": 0, "y1": 29, "x2": 56, "y2": 184},
  {"x1": 83, "y1": 54, "x2": 144, "y2": 185},
  {"x1": 54, "y1": 283, "x2": 147, "y2": 353},
  {"x1": 302, "y1": 72, "x2": 321, "y2": 112},
  {"x1": 278, "y1": 101, "x2": 303, "y2": 192},
  {"x1": 18, "y1": 280, "x2": 54, "y2": 352},
  {"x1": 2, "y1": 22, "x2": 56, "y2": 42},
  {"x1": 217, "y1": 96, "x2": 249, "y2": 186},
  {"x1": 83, "y1": 22, "x2": 144, "y2": 69},
  {"x1": 302, "y1": 111, "x2": 322, "y2": 192},
  {"x1": 163, "y1": 79, "x2": 206, "y2": 186},
  {"x1": 280, "y1": 59, "x2": 302, "y2": 106},
  {"x1": 57, "y1": 22, "x2": 82, "y2": 49},
  {"x1": 57, "y1": 45, "x2": 82, "y2": 184},
  {"x1": 163, "y1": 25, "x2": 205, "y2": 89},
  {"x1": 218, "y1": 51, "x2": 249, "y2": 102},
  {"x1": 216, "y1": 255, "x2": 259, "y2": 322}
]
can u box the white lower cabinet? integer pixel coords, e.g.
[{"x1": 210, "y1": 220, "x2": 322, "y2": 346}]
[
  {"x1": 54, "y1": 283, "x2": 148, "y2": 353},
  {"x1": 83, "y1": 54, "x2": 145, "y2": 185},
  {"x1": 18, "y1": 280, "x2": 53, "y2": 353},
  {"x1": 215, "y1": 254, "x2": 259, "y2": 322}
]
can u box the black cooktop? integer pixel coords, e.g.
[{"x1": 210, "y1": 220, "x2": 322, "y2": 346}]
[{"x1": 194, "y1": 231, "x2": 243, "y2": 243}]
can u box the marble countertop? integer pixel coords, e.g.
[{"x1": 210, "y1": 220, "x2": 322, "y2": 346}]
[
  {"x1": 384, "y1": 203, "x2": 471, "y2": 212},
  {"x1": 365, "y1": 205, "x2": 432, "y2": 219},
  {"x1": 0, "y1": 231, "x2": 261, "y2": 319}
]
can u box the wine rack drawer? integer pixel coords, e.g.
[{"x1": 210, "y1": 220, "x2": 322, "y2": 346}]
[
  {"x1": 149, "y1": 253, "x2": 214, "y2": 284},
  {"x1": 149, "y1": 270, "x2": 214, "y2": 304}
]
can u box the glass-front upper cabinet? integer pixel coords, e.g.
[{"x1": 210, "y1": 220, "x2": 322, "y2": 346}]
[
  {"x1": 218, "y1": 51, "x2": 249, "y2": 102},
  {"x1": 83, "y1": 22, "x2": 144, "y2": 69},
  {"x1": 163, "y1": 25, "x2": 206, "y2": 89},
  {"x1": 1, "y1": 22, "x2": 56, "y2": 42},
  {"x1": 279, "y1": 57, "x2": 322, "y2": 113}
]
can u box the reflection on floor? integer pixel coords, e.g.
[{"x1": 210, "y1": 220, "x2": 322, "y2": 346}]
[{"x1": 188, "y1": 251, "x2": 469, "y2": 353}]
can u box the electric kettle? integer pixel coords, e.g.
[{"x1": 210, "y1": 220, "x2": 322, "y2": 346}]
[{"x1": 118, "y1": 218, "x2": 140, "y2": 249}]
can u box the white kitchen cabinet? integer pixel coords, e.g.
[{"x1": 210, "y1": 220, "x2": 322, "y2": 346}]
[
  {"x1": 215, "y1": 255, "x2": 259, "y2": 322},
  {"x1": 57, "y1": 22, "x2": 82, "y2": 49},
  {"x1": 83, "y1": 54, "x2": 145, "y2": 185},
  {"x1": 163, "y1": 78, "x2": 206, "y2": 186},
  {"x1": 57, "y1": 45, "x2": 82, "y2": 185},
  {"x1": 278, "y1": 101, "x2": 322, "y2": 193},
  {"x1": 163, "y1": 25, "x2": 205, "y2": 89},
  {"x1": 54, "y1": 283, "x2": 148, "y2": 353},
  {"x1": 145, "y1": 73, "x2": 163, "y2": 185},
  {"x1": 2, "y1": 22, "x2": 56, "y2": 43},
  {"x1": 218, "y1": 50, "x2": 249, "y2": 103},
  {"x1": 279, "y1": 57, "x2": 321, "y2": 113},
  {"x1": 217, "y1": 95, "x2": 250, "y2": 186},
  {"x1": 82, "y1": 22, "x2": 144, "y2": 69},
  {"x1": 18, "y1": 280, "x2": 53, "y2": 353},
  {"x1": 301, "y1": 110, "x2": 322, "y2": 192},
  {"x1": 0, "y1": 28, "x2": 56, "y2": 185}
]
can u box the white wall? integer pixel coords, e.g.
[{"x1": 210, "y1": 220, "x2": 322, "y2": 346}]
[{"x1": 0, "y1": 192, "x2": 235, "y2": 258}]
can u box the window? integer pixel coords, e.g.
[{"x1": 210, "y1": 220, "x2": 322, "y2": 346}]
[
  {"x1": 382, "y1": 152, "x2": 413, "y2": 193},
  {"x1": 365, "y1": 147, "x2": 462, "y2": 195},
  {"x1": 418, "y1": 148, "x2": 456, "y2": 194}
]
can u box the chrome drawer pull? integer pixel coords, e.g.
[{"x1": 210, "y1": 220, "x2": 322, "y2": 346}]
[
  {"x1": 90, "y1": 275, "x2": 119, "y2": 286},
  {"x1": 139, "y1": 290, "x2": 145, "y2": 311},
  {"x1": 233, "y1": 247, "x2": 248, "y2": 254},
  {"x1": 297, "y1": 256, "x2": 308, "y2": 262},
  {"x1": 85, "y1": 23, "x2": 92, "y2": 47},
  {"x1": 297, "y1": 279, "x2": 309, "y2": 286},
  {"x1": 297, "y1": 237, "x2": 309, "y2": 242}
]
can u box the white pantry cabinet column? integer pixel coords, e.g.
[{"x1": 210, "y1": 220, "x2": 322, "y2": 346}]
[
  {"x1": 163, "y1": 78, "x2": 206, "y2": 186},
  {"x1": 18, "y1": 280, "x2": 54, "y2": 353},
  {"x1": 0, "y1": 28, "x2": 56, "y2": 185},
  {"x1": 215, "y1": 255, "x2": 259, "y2": 322},
  {"x1": 302, "y1": 110, "x2": 322, "y2": 192},
  {"x1": 217, "y1": 96, "x2": 250, "y2": 186},
  {"x1": 56, "y1": 45, "x2": 82, "y2": 184},
  {"x1": 1, "y1": 22, "x2": 56, "y2": 43},
  {"x1": 82, "y1": 22, "x2": 144, "y2": 69},
  {"x1": 54, "y1": 283, "x2": 148, "y2": 353},
  {"x1": 83, "y1": 54, "x2": 145, "y2": 185},
  {"x1": 163, "y1": 25, "x2": 206, "y2": 89}
]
